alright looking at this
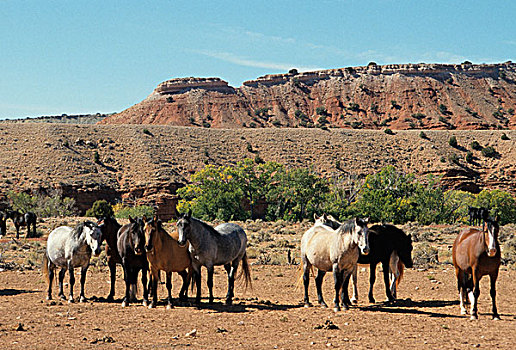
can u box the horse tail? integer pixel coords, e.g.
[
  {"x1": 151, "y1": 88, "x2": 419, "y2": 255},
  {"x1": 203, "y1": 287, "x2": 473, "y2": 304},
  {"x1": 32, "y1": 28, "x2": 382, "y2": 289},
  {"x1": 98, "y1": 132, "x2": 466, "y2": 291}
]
[
  {"x1": 295, "y1": 258, "x2": 314, "y2": 291},
  {"x1": 239, "y1": 253, "x2": 252, "y2": 291},
  {"x1": 42, "y1": 251, "x2": 49, "y2": 284},
  {"x1": 396, "y1": 259, "x2": 404, "y2": 290}
]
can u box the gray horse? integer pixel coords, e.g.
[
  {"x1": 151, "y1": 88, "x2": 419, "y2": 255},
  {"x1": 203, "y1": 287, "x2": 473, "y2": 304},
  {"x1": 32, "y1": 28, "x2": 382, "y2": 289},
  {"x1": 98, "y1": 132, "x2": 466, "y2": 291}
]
[
  {"x1": 301, "y1": 217, "x2": 369, "y2": 312},
  {"x1": 176, "y1": 211, "x2": 251, "y2": 305},
  {"x1": 43, "y1": 221, "x2": 102, "y2": 302}
]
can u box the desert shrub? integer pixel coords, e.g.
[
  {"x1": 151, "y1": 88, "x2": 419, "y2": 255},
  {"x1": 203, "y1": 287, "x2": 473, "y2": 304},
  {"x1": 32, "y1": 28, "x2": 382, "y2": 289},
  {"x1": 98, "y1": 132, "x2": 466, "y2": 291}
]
[
  {"x1": 35, "y1": 191, "x2": 76, "y2": 217},
  {"x1": 448, "y1": 135, "x2": 457, "y2": 147},
  {"x1": 448, "y1": 154, "x2": 460, "y2": 165},
  {"x1": 419, "y1": 131, "x2": 427, "y2": 139},
  {"x1": 94, "y1": 151, "x2": 100, "y2": 164},
  {"x1": 439, "y1": 104, "x2": 448, "y2": 114},
  {"x1": 501, "y1": 133, "x2": 509, "y2": 140},
  {"x1": 502, "y1": 236, "x2": 516, "y2": 267},
  {"x1": 6, "y1": 191, "x2": 36, "y2": 213},
  {"x1": 465, "y1": 151, "x2": 473, "y2": 163},
  {"x1": 316, "y1": 107, "x2": 329, "y2": 116},
  {"x1": 348, "y1": 103, "x2": 360, "y2": 112},
  {"x1": 412, "y1": 243, "x2": 439, "y2": 268},
  {"x1": 113, "y1": 204, "x2": 154, "y2": 219},
  {"x1": 202, "y1": 121, "x2": 211, "y2": 128},
  {"x1": 473, "y1": 189, "x2": 516, "y2": 225},
  {"x1": 384, "y1": 128, "x2": 394, "y2": 135},
  {"x1": 481, "y1": 146, "x2": 496, "y2": 157},
  {"x1": 86, "y1": 200, "x2": 114, "y2": 218},
  {"x1": 143, "y1": 128, "x2": 152, "y2": 135},
  {"x1": 471, "y1": 140, "x2": 482, "y2": 150},
  {"x1": 288, "y1": 68, "x2": 298, "y2": 75}
]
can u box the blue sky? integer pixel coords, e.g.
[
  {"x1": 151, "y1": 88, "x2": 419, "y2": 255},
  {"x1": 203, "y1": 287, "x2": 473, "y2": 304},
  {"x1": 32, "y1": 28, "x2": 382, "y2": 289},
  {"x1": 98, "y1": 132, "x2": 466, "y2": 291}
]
[{"x1": 1, "y1": 0, "x2": 514, "y2": 119}]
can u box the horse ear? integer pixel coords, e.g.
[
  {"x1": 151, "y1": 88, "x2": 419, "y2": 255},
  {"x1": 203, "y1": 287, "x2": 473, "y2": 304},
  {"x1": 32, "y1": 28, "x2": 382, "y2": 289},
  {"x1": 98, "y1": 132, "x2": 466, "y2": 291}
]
[
  {"x1": 313, "y1": 213, "x2": 318, "y2": 221},
  {"x1": 187, "y1": 209, "x2": 192, "y2": 219},
  {"x1": 363, "y1": 217, "x2": 369, "y2": 224},
  {"x1": 129, "y1": 216, "x2": 134, "y2": 223},
  {"x1": 142, "y1": 215, "x2": 147, "y2": 223},
  {"x1": 323, "y1": 213, "x2": 327, "y2": 221}
]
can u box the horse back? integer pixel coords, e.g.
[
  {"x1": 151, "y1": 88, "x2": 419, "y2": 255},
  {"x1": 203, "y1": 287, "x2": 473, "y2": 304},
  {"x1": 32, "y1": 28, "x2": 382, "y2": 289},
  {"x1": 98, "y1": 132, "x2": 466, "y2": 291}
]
[
  {"x1": 148, "y1": 228, "x2": 190, "y2": 273},
  {"x1": 301, "y1": 226, "x2": 340, "y2": 271}
]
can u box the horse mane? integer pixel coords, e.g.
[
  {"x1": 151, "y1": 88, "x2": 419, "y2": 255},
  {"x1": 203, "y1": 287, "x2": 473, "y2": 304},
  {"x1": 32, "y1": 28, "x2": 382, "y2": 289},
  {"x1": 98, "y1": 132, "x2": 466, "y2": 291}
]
[
  {"x1": 191, "y1": 217, "x2": 221, "y2": 236},
  {"x1": 337, "y1": 219, "x2": 356, "y2": 235},
  {"x1": 73, "y1": 221, "x2": 95, "y2": 238}
]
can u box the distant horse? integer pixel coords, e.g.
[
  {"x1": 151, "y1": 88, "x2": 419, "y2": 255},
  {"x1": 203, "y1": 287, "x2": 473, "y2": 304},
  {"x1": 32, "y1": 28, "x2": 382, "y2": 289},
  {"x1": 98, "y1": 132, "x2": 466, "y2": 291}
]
[
  {"x1": 117, "y1": 217, "x2": 149, "y2": 307},
  {"x1": 452, "y1": 216, "x2": 501, "y2": 320},
  {"x1": 350, "y1": 224, "x2": 413, "y2": 303},
  {"x1": 7, "y1": 210, "x2": 37, "y2": 238},
  {"x1": 0, "y1": 212, "x2": 6, "y2": 237},
  {"x1": 97, "y1": 216, "x2": 122, "y2": 301},
  {"x1": 43, "y1": 221, "x2": 102, "y2": 302},
  {"x1": 176, "y1": 211, "x2": 251, "y2": 306},
  {"x1": 300, "y1": 218, "x2": 369, "y2": 312},
  {"x1": 468, "y1": 207, "x2": 489, "y2": 228},
  {"x1": 143, "y1": 216, "x2": 192, "y2": 309}
]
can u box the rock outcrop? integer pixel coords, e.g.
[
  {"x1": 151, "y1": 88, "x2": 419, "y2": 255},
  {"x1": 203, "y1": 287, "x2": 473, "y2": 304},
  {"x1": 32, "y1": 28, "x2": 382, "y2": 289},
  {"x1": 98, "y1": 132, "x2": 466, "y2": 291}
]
[{"x1": 101, "y1": 62, "x2": 516, "y2": 130}]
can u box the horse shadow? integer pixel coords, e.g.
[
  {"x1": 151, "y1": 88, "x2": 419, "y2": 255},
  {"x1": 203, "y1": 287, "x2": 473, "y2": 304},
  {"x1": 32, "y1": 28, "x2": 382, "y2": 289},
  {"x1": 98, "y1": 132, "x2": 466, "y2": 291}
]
[
  {"x1": 359, "y1": 298, "x2": 462, "y2": 318},
  {"x1": 0, "y1": 288, "x2": 38, "y2": 296},
  {"x1": 179, "y1": 298, "x2": 305, "y2": 313}
]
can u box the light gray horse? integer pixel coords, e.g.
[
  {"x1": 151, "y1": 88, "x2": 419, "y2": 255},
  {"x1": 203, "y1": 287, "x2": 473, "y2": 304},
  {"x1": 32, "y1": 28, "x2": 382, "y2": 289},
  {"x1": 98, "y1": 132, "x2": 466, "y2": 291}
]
[
  {"x1": 43, "y1": 221, "x2": 102, "y2": 302},
  {"x1": 301, "y1": 217, "x2": 369, "y2": 312},
  {"x1": 177, "y1": 211, "x2": 251, "y2": 305}
]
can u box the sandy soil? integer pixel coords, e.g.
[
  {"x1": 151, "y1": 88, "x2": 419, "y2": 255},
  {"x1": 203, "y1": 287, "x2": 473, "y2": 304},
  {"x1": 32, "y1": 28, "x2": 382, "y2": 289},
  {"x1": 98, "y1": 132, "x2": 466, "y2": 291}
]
[{"x1": 0, "y1": 220, "x2": 515, "y2": 350}]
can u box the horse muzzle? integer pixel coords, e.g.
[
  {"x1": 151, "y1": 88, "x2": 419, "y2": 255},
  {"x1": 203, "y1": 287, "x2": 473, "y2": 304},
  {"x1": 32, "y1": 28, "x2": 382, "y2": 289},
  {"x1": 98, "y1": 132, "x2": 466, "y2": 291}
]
[
  {"x1": 177, "y1": 240, "x2": 186, "y2": 248},
  {"x1": 360, "y1": 247, "x2": 370, "y2": 255},
  {"x1": 134, "y1": 247, "x2": 143, "y2": 256},
  {"x1": 487, "y1": 249, "x2": 497, "y2": 257},
  {"x1": 144, "y1": 244, "x2": 153, "y2": 253},
  {"x1": 94, "y1": 248, "x2": 102, "y2": 257}
]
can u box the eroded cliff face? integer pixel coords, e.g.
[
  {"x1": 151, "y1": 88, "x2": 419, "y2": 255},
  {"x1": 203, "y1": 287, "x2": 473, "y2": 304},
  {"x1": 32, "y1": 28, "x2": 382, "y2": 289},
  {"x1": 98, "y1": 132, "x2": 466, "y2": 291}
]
[{"x1": 101, "y1": 62, "x2": 516, "y2": 130}]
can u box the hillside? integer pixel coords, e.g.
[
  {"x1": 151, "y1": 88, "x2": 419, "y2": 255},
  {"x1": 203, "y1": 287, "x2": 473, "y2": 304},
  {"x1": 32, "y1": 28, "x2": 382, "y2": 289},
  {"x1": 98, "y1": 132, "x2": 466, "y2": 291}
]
[
  {"x1": 0, "y1": 124, "x2": 514, "y2": 218},
  {"x1": 101, "y1": 62, "x2": 516, "y2": 130}
]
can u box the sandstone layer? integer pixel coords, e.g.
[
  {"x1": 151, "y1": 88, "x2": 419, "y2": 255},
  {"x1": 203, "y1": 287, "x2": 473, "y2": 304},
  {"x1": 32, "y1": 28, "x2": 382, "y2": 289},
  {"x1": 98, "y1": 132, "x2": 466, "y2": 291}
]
[{"x1": 101, "y1": 62, "x2": 516, "y2": 130}]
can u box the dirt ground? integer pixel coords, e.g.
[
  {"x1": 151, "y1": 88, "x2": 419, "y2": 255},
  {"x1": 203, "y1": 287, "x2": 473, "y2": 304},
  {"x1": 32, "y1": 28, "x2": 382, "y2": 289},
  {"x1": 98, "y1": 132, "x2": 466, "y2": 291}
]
[{"x1": 0, "y1": 219, "x2": 515, "y2": 349}]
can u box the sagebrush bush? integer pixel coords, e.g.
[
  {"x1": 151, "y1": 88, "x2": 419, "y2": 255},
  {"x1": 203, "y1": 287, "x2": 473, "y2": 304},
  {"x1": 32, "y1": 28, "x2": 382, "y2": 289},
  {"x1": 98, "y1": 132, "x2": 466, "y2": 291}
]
[{"x1": 413, "y1": 243, "x2": 439, "y2": 268}]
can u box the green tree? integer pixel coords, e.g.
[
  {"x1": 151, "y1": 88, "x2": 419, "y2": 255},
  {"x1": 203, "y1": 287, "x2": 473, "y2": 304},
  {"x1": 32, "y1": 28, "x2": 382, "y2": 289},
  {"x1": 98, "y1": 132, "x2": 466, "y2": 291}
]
[
  {"x1": 7, "y1": 191, "x2": 36, "y2": 213},
  {"x1": 473, "y1": 190, "x2": 516, "y2": 225},
  {"x1": 86, "y1": 200, "x2": 114, "y2": 218}
]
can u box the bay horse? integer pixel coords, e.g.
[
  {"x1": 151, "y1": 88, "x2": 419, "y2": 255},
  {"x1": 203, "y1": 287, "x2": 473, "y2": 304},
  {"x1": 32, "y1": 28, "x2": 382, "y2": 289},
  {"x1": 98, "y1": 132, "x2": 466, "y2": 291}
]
[
  {"x1": 43, "y1": 221, "x2": 102, "y2": 302},
  {"x1": 7, "y1": 210, "x2": 37, "y2": 238},
  {"x1": 143, "y1": 216, "x2": 192, "y2": 309},
  {"x1": 452, "y1": 216, "x2": 501, "y2": 320},
  {"x1": 117, "y1": 217, "x2": 149, "y2": 307},
  {"x1": 300, "y1": 217, "x2": 369, "y2": 312},
  {"x1": 350, "y1": 224, "x2": 413, "y2": 303},
  {"x1": 176, "y1": 211, "x2": 252, "y2": 306},
  {"x1": 97, "y1": 216, "x2": 122, "y2": 301}
]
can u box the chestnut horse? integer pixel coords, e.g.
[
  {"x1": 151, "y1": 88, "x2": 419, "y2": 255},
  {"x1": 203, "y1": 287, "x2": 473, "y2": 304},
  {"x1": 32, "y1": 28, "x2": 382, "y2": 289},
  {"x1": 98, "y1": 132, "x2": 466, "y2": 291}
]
[{"x1": 452, "y1": 216, "x2": 501, "y2": 320}]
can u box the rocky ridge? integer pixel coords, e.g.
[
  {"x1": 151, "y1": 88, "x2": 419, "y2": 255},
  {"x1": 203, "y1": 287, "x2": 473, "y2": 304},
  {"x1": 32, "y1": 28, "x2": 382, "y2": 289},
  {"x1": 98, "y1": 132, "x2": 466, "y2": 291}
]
[{"x1": 101, "y1": 62, "x2": 516, "y2": 130}]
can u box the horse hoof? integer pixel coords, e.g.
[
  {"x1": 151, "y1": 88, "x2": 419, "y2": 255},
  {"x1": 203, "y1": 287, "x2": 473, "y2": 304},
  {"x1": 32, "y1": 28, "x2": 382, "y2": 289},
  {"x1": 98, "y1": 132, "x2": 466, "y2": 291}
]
[
  {"x1": 46, "y1": 296, "x2": 52, "y2": 301},
  {"x1": 166, "y1": 304, "x2": 173, "y2": 310},
  {"x1": 225, "y1": 299, "x2": 233, "y2": 306},
  {"x1": 68, "y1": 298, "x2": 75, "y2": 304},
  {"x1": 460, "y1": 309, "x2": 467, "y2": 315},
  {"x1": 304, "y1": 303, "x2": 310, "y2": 308},
  {"x1": 350, "y1": 298, "x2": 357, "y2": 304},
  {"x1": 142, "y1": 300, "x2": 148, "y2": 307},
  {"x1": 79, "y1": 296, "x2": 86, "y2": 303},
  {"x1": 493, "y1": 315, "x2": 501, "y2": 321},
  {"x1": 470, "y1": 315, "x2": 478, "y2": 320},
  {"x1": 320, "y1": 303, "x2": 328, "y2": 309},
  {"x1": 148, "y1": 303, "x2": 155, "y2": 309},
  {"x1": 333, "y1": 307, "x2": 340, "y2": 313}
]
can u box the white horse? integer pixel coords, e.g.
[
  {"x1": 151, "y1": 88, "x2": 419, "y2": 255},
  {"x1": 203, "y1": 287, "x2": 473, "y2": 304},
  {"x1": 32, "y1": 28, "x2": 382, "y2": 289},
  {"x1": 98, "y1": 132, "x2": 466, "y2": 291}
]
[
  {"x1": 43, "y1": 221, "x2": 102, "y2": 302},
  {"x1": 301, "y1": 217, "x2": 369, "y2": 312}
]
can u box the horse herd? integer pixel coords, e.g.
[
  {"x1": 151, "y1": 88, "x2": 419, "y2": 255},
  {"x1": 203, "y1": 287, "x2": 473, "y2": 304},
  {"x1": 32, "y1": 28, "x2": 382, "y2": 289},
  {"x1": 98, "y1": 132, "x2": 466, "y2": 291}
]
[
  {"x1": 0, "y1": 210, "x2": 37, "y2": 239},
  {"x1": 3, "y1": 208, "x2": 501, "y2": 320}
]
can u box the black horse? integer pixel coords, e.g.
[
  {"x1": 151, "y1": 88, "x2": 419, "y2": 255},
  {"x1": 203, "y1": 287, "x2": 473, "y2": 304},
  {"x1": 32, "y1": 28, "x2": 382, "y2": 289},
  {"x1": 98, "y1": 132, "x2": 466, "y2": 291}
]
[
  {"x1": 0, "y1": 211, "x2": 7, "y2": 236},
  {"x1": 468, "y1": 207, "x2": 489, "y2": 228},
  {"x1": 97, "y1": 216, "x2": 123, "y2": 301},
  {"x1": 7, "y1": 210, "x2": 37, "y2": 238},
  {"x1": 117, "y1": 216, "x2": 150, "y2": 307},
  {"x1": 347, "y1": 224, "x2": 413, "y2": 303}
]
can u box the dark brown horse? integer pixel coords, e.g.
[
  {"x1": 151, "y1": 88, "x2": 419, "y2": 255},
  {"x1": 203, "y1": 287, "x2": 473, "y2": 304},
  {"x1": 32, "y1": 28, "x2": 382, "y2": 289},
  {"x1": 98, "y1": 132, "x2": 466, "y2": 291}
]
[
  {"x1": 452, "y1": 216, "x2": 501, "y2": 320},
  {"x1": 7, "y1": 210, "x2": 37, "y2": 238},
  {"x1": 97, "y1": 216, "x2": 122, "y2": 301},
  {"x1": 0, "y1": 211, "x2": 7, "y2": 237}
]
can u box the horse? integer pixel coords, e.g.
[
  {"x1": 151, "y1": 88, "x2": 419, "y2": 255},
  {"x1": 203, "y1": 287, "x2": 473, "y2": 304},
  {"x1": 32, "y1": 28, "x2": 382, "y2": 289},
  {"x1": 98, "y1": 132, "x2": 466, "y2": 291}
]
[
  {"x1": 117, "y1": 217, "x2": 149, "y2": 307},
  {"x1": 97, "y1": 216, "x2": 122, "y2": 301},
  {"x1": 42, "y1": 221, "x2": 102, "y2": 302},
  {"x1": 350, "y1": 224, "x2": 413, "y2": 303},
  {"x1": 0, "y1": 211, "x2": 6, "y2": 237},
  {"x1": 176, "y1": 211, "x2": 252, "y2": 306},
  {"x1": 300, "y1": 217, "x2": 370, "y2": 312},
  {"x1": 452, "y1": 216, "x2": 501, "y2": 320},
  {"x1": 7, "y1": 210, "x2": 37, "y2": 238},
  {"x1": 143, "y1": 216, "x2": 192, "y2": 309},
  {"x1": 468, "y1": 207, "x2": 489, "y2": 228}
]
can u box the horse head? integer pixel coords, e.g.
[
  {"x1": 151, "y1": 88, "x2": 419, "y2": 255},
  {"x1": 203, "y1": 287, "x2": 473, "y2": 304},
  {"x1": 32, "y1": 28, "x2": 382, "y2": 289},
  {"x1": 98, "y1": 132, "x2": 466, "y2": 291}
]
[
  {"x1": 176, "y1": 210, "x2": 192, "y2": 247},
  {"x1": 82, "y1": 221, "x2": 102, "y2": 256},
  {"x1": 485, "y1": 216, "x2": 499, "y2": 257},
  {"x1": 399, "y1": 233, "x2": 414, "y2": 268},
  {"x1": 128, "y1": 216, "x2": 145, "y2": 256},
  {"x1": 354, "y1": 217, "x2": 370, "y2": 255},
  {"x1": 143, "y1": 215, "x2": 161, "y2": 253}
]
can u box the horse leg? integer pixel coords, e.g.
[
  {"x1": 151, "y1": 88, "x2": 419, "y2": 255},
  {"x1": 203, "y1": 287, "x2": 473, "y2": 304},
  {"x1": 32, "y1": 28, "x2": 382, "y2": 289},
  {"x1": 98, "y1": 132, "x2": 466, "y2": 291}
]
[
  {"x1": 302, "y1": 257, "x2": 311, "y2": 307},
  {"x1": 224, "y1": 263, "x2": 233, "y2": 305},
  {"x1": 194, "y1": 266, "x2": 202, "y2": 305},
  {"x1": 332, "y1": 263, "x2": 342, "y2": 312},
  {"x1": 166, "y1": 272, "x2": 173, "y2": 309},
  {"x1": 368, "y1": 263, "x2": 377, "y2": 303},
  {"x1": 15, "y1": 224, "x2": 19, "y2": 239},
  {"x1": 58, "y1": 267, "x2": 66, "y2": 300},
  {"x1": 469, "y1": 270, "x2": 480, "y2": 320},
  {"x1": 456, "y1": 270, "x2": 467, "y2": 315},
  {"x1": 315, "y1": 270, "x2": 327, "y2": 308},
  {"x1": 122, "y1": 265, "x2": 131, "y2": 307},
  {"x1": 340, "y1": 270, "x2": 351, "y2": 310},
  {"x1": 382, "y1": 260, "x2": 395, "y2": 302},
  {"x1": 350, "y1": 265, "x2": 358, "y2": 304},
  {"x1": 178, "y1": 270, "x2": 189, "y2": 301},
  {"x1": 142, "y1": 267, "x2": 149, "y2": 307},
  {"x1": 67, "y1": 265, "x2": 75, "y2": 303},
  {"x1": 148, "y1": 269, "x2": 159, "y2": 309},
  {"x1": 490, "y1": 272, "x2": 500, "y2": 320},
  {"x1": 79, "y1": 265, "x2": 88, "y2": 302},
  {"x1": 389, "y1": 253, "x2": 399, "y2": 299},
  {"x1": 206, "y1": 266, "x2": 215, "y2": 304},
  {"x1": 107, "y1": 260, "x2": 116, "y2": 301},
  {"x1": 47, "y1": 265, "x2": 54, "y2": 300},
  {"x1": 26, "y1": 223, "x2": 31, "y2": 238}
]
